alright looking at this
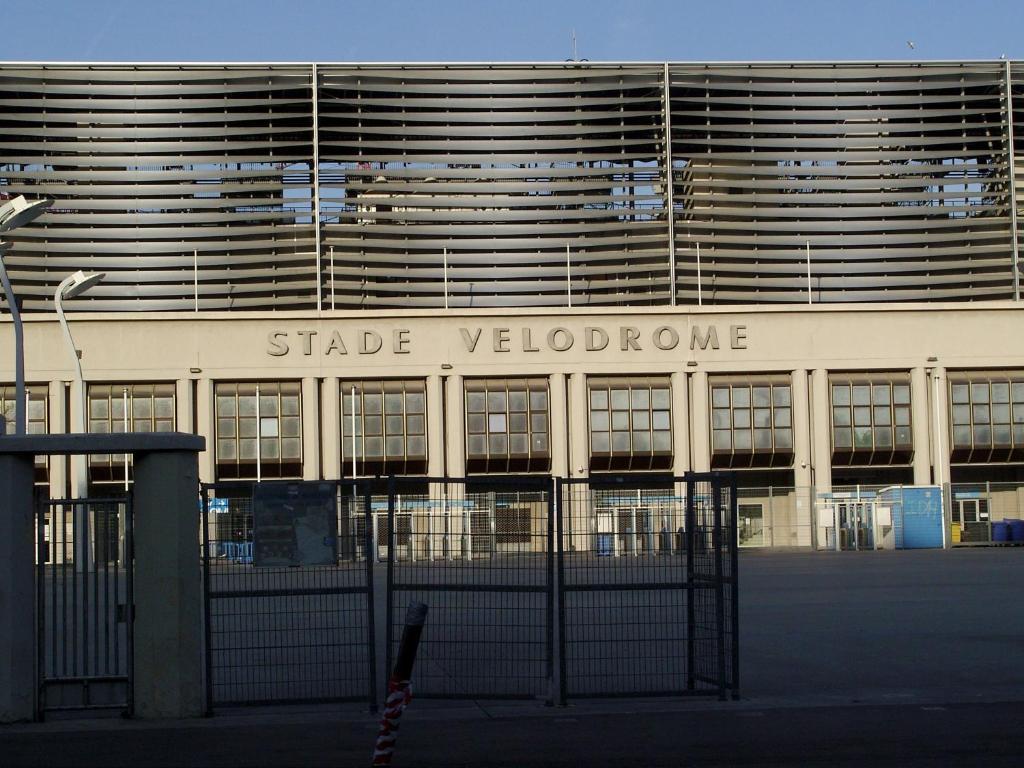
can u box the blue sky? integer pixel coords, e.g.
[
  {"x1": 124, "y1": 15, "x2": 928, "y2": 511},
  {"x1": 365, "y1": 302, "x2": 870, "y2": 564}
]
[{"x1": 2, "y1": 0, "x2": 1022, "y2": 62}]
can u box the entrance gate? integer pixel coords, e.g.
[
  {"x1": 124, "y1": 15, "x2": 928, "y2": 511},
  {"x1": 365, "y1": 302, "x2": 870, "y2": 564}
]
[
  {"x1": 36, "y1": 495, "x2": 134, "y2": 718},
  {"x1": 201, "y1": 481, "x2": 377, "y2": 710},
  {"x1": 556, "y1": 473, "x2": 739, "y2": 701}
]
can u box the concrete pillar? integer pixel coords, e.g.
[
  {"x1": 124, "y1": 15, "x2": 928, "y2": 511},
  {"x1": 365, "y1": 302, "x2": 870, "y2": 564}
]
[
  {"x1": 810, "y1": 369, "x2": 833, "y2": 496},
  {"x1": 928, "y1": 366, "x2": 952, "y2": 491},
  {"x1": 792, "y1": 369, "x2": 811, "y2": 490},
  {"x1": 196, "y1": 379, "x2": 216, "y2": 484},
  {"x1": 444, "y1": 375, "x2": 465, "y2": 478},
  {"x1": 426, "y1": 375, "x2": 444, "y2": 477},
  {"x1": 549, "y1": 373, "x2": 568, "y2": 478},
  {"x1": 69, "y1": 377, "x2": 87, "y2": 499},
  {"x1": 175, "y1": 379, "x2": 193, "y2": 435},
  {"x1": 301, "y1": 377, "x2": 320, "y2": 480},
  {"x1": 132, "y1": 450, "x2": 203, "y2": 719},
  {"x1": 911, "y1": 367, "x2": 931, "y2": 485},
  {"x1": 0, "y1": 453, "x2": 36, "y2": 722},
  {"x1": 670, "y1": 371, "x2": 690, "y2": 476},
  {"x1": 322, "y1": 377, "x2": 341, "y2": 480},
  {"x1": 48, "y1": 381, "x2": 67, "y2": 500},
  {"x1": 568, "y1": 373, "x2": 588, "y2": 478},
  {"x1": 690, "y1": 370, "x2": 710, "y2": 473}
]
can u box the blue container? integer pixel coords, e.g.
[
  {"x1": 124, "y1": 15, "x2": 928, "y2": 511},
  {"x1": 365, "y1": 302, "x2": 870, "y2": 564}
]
[
  {"x1": 596, "y1": 533, "x2": 613, "y2": 557},
  {"x1": 879, "y1": 486, "x2": 944, "y2": 549},
  {"x1": 1006, "y1": 519, "x2": 1024, "y2": 542},
  {"x1": 992, "y1": 522, "x2": 1010, "y2": 543}
]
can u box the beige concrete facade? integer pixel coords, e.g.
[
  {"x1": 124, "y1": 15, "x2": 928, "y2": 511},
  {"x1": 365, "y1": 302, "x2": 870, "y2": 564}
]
[{"x1": 5, "y1": 302, "x2": 1024, "y2": 541}]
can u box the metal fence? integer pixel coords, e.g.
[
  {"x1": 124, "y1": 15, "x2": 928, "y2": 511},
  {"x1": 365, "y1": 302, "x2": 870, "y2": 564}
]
[
  {"x1": 35, "y1": 495, "x2": 133, "y2": 718},
  {"x1": 200, "y1": 481, "x2": 376, "y2": 710},
  {"x1": 385, "y1": 476, "x2": 554, "y2": 701},
  {"x1": 556, "y1": 474, "x2": 738, "y2": 701}
]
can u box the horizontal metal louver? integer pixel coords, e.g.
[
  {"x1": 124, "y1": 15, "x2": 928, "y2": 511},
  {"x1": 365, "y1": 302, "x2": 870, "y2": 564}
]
[
  {"x1": 0, "y1": 62, "x2": 1021, "y2": 311},
  {"x1": 0, "y1": 65, "x2": 315, "y2": 311}
]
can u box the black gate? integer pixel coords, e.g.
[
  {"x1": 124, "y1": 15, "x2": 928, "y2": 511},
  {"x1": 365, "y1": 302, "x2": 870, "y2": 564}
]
[
  {"x1": 36, "y1": 495, "x2": 134, "y2": 718},
  {"x1": 201, "y1": 481, "x2": 377, "y2": 710},
  {"x1": 386, "y1": 476, "x2": 554, "y2": 700},
  {"x1": 556, "y1": 473, "x2": 738, "y2": 702}
]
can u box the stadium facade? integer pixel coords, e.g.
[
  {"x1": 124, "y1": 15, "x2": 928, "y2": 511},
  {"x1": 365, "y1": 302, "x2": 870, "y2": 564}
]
[{"x1": 2, "y1": 60, "x2": 1024, "y2": 547}]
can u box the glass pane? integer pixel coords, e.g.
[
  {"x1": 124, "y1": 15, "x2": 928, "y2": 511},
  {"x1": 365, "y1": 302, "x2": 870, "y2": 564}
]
[
  {"x1": 773, "y1": 386, "x2": 791, "y2": 407},
  {"x1": 154, "y1": 397, "x2": 174, "y2": 419},
  {"x1": 218, "y1": 418, "x2": 236, "y2": 438},
  {"x1": 365, "y1": 393, "x2": 383, "y2": 415},
  {"x1": 952, "y1": 405, "x2": 970, "y2": 425},
  {"x1": 831, "y1": 385, "x2": 850, "y2": 406},
  {"x1": 467, "y1": 413, "x2": 486, "y2": 433},
  {"x1": 610, "y1": 389, "x2": 629, "y2": 410},
  {"x1": 992, "y1": 404, "x2": 1011, "y2": 425},
  {"x1": 893, "y1": 385, "x2": 910, "y2": 405},
  {"x1": 734, "y1": 430, "x2": 751, "y2": 450},
  {"x1": 259, "y1": 395, "x2": 278, "y2": 417},
  {"x1": 952, "y1": 425, "x2": 972, "y2": 447},
  {"x1": 992, "y1": 382, "x2": 1010, "y2": 404},
  {"x1": 531, "y1": 413, "x2": 547, "y2": 433},
  {"x1": 611, "y1": 432, "x2": 630, "y2": 452},
  {"x1": 509, "y1": 434, "x2": 528, "y2": 454},
  {"x1": 591, "y1": 410, "x2": 609, "y2": 431},
  {"x1": 632, "y1": 411, "x2": 650, "y2": 430},
  {"x1": 712, "y1": 430, "x2": 731, "y2": 450},
  {"x1": 631, "y1": 389, "x2": 650, "y2": 409},
  {"x1": 111, "y1": 398, "x2": 124, "y2": 419},
  {"x1": 509, "y1": 413, "x2": 527, "y2": 433},
  {"x1": 733, "y1": 409, "x2": 750, "y2": 428},
  {"x1": 238, "y1": 419, "x2": 257, "y2": 438},
  {"x1": 711, "y1": 387, "x2": 730, "y2": 408},
  {"x1": 753, "y1": 408, "x2": 771, "y2": 428},
  {"x1": 652, "y1": 431, "x2": 671, "y2": 451},
  {"x1": 467, "y1": 435, "x2": 486, "y2": 456},
  {"x1": 752, "y1": 387, "x2": 770, "y2": 408},
  {"x1": 974, "y1": 425, "x2": 991, "y2": 445},
  {"x1": 407, "y1": 436, "x2": 426, "y2": 458},
  {"x1": 951, "y1": 384, "x2": 970, "y2": 404},
  {"x1": 894, "y1": 426, "x2": 913, "y2": 447},
  {"x1": 651, "y1": 388, "x2": 671, "y2": 409},
  {"x1": 384, "y1": 393, "x2": 403, "y2": 414},
  {"x1": 281, "y1": 438, "x2": 302, "y2": 459},
  {"x1": 217, "y1": 439, "x2": 236, "y2": 460},
  {"x1": 133, "y1": 398, "x2": 152, "y2": 418},
  {"x1": 487, "y1": 391, "x2": 506, "y2": 411},
  {"x1": 774, "y1": 408, "x2": 791, "y2": 428},
  {"x1": 488, "y1": 414, "x2": 507, "y2": 433},
  {"x1": 611, "y1": 411, "x2": 629, "y2": 430},
  {"x1": 261, "y1": 439, "x2": 279, "y2": 459},
  {"x1": 875, "y1": 427, "x2": 893, "y2": 448},
  {"x1": 852, "y1": 385, "x2": 871, "y2": 406},
  {"x1": 853, "y1": 406, "x2": 871, "y2": 426},
  {"x1": 407, "y1": 414, "x2": 425, "y2": 435},
  {"x1": 1014, "y1": 404, "x2": 1024, "y2": 424},
  {"x1": 971, "y1": 383, "x2": 990, "y2": 403},
  {"x1": 386, "y1": 415, "x2": 404, "y2": 434},
  {"x1": 973, "y1": 404, "x2": 990, "y2": 424},
  {"x1": 754, "y1": 429, "x2": 772, "y2": 449},
  {"x1": 732, "y1": 388, "x2": 750, "y2": 408},
  {"x1": 260, "y1": 418, "x2": 279, "y2": 438},
  {"x1": 873, "y1": 406, "x2": 891, "y2": 426},
  {"x1": 774, "y1": 428, "x2": 792, "y2": 449},
  {"x1": 281, "y1": 417, "x2": 300, "y2": 438},
  {"x1": 712, "y1": 409, "x2": 730, "y2": 429},
  {"x1": 591, "y1": 432, "x2": 609, "y2": 452},
  {"x1": 530, "y1": 389, "x2": 548, "y2": 411},
  {"x1": 833, "y1": 428, "x2": 851, "y2": 448},
  {"x1": 872, "y1": 384, "x2": 890, "y2": 405},
  {"x1": 385, "y1": 436, "x2": 404, "y2": 457},
  {"x1": 652, "y1": 411, "x2": 670, "y2": 430},
  {"x1": 993, "y1": 425, "x2": 1012, "y2": 445},
  {"x1": 406, "y1": 391, "x2": 425, "y2": 413},
  {"x1": 365, "y1": 437, "x2": 384, "y2": 457},
  {"x1": 590, "y1": 389, "x2": 608, "y2": 409},
  {"x1": 365, "y1": 415, "x2": 383, "y2": 436},
  {"x1": 508, "y1": 391, "x2": 527, "y2": 412},
  {"x1": 894, "y1": 407, "x2": 911, "y2": 427},
  {"x1": 467, "y1": 392, "x2": 486, "y2": 412},
  {"x1": 238, "y1": 438, "x2": 257, "y2": 460},
  {"x1": 27, "y1": 399, "x2": 45, "y2": 421},
  {"x1": 238, "y1": 397, "x2": 256, "y2": 417},
  {"x1": 489, "y1": 434, "x2": 508, "y2": 454},
  {"x1": 91, "y1": 398, "x2": 109, "y2": 418},
  {"x1": 633, "y1": 432, "x2": 651, "y2": 452},
  {"x1": 854, "y1": 427, "x2": 873, "y2": 448},
  {"x1": 1013, "y1": 383, "x2": 1024, "y2": 404},
  {"x1": 532, "y1": 433, "x2": 549, "y2": 453}
]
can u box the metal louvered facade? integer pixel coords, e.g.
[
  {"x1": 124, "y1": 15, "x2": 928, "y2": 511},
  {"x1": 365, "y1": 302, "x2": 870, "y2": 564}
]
[{"x1": 1, "y1": 61, "x2": 1023, "y2": 312}]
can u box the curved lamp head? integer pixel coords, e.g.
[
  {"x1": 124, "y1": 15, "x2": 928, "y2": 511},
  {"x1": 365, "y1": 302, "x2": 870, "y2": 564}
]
[
  {"x1": 61, "y1": 270, "x2": 105, "y2": 300},
  {"x1": 0, "y1": 196, "x2": 53, "y2": 233}
]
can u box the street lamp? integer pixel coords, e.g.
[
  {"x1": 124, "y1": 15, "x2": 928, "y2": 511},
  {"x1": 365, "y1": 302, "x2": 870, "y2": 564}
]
[
  {"x1": 0, "y1": 195, "x2": 53, "y2": 434},
  {"x1": 55, "y1": 270, "x2": 104, "y2": 501}
]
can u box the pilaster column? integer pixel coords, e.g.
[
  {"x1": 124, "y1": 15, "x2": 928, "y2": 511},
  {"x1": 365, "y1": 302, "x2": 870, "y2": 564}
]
[
  {"x1": 689, "y1": 370, "x2": 710, "y2": 473},
  {"x1": 48, "y1": 381, "x2": 67, "y2": 500},
  {"x1": 792, "y1": 369, "x2": 811, "y2": 490},
  {"x1": 322, "y1": 377, "x2": 341, "y2": 480},
  {"x1": 810, "y1": 369, "x2": 832, "y2": 496},
  {"x1": 444, "y1": 374, "x2": 465, "y2": 477},
  {"x1": 69, "y1": 377, "x2": 87, "y2": 498},
  {"x1": 568, "y1": 373, "x2": 588, "y2": 478},
  {"x1": 911, "y1": 367, "x2": 931, "y2": 485},
  {"x1": 548, "y1": 374, "x2": 568, "y2": 478},
  {"x1": 175, "y1": 379, "x2": 193, "y2": 435},
  {"x1": 195, "y1": 379, "x2": 216, "y2": 484},
  {"x1": 426, "y1": 375, "x2": 444, "y2": 477},
  {"x1": 301, "y1": 377, "x2": 320, "y2": 480},
  {"x1": 670, "y1": 371, "x2": 690, "y2": 476},
  {"x1": 928, "y1": 366, "x2": 951, "y2": 490}
]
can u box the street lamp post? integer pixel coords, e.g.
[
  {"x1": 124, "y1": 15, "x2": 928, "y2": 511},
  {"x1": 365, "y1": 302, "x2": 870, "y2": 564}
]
[
  {"x1": 55, "y1": 270, "x2": 104, "y2": 500},
  {"x1": 0, "y1": 196, "x2": 53, "y2": 434}
]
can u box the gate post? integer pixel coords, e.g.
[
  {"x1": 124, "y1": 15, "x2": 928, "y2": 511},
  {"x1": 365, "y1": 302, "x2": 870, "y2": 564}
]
[
  {"x1": 132, "y1": 446, "x2": 204, "y2": 719},
  {"x1": 0, "y1": 453, "x2": 36, "y2": 722}
]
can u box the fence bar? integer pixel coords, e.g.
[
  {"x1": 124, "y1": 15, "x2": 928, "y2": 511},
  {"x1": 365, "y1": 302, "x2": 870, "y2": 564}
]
[
  {"x1": 556, "y1": 478, "x2": 567, "y2": 706},
  {"x1": 685, "y1": 478, "x2": 696, "y2": 691},
  {"x1": 729, "y1": 474, "x2": 740, "y2": 700},
  {"x1": 364, "y1": 482, "x2": 378, "y2": 713},
  {"x1": 201, "y1": 491, "x2": 213, "y2": 716}
]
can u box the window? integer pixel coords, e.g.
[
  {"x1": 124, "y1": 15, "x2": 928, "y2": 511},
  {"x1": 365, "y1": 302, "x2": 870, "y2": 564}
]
[
  {"x1": 466, "y1": 378, "x2": 549, "y2": 473},
  {"x1": 215, "y1": 382, "x2": 301, "y2": 480},
  {"x1": 342, "y1": 380, "x2": 427, "y2": 476},
  {"x1": 87, "y1": 383, "x2": 175, "y2": 484},
  {"x1": 589, "y1": 377, "x2": 672, "y2": 471},
  {"x1": 1, "y1": 384, "x2": 48, "y2": 483},
  {"x1": 710, "y1": 379, "x2": 793, "y2": 468},
  {"x1": 949, "y1": 374, "x2": 1024, "y2": 463},
  {"x1": 830, "y1": 376, "x2": 913, "y2": 465}
]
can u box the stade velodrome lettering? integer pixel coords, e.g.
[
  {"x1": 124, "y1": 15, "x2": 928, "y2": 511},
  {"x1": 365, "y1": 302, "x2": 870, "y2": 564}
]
[{"x1": 265, "y1": 324, "x2": 748, "y2": 356}]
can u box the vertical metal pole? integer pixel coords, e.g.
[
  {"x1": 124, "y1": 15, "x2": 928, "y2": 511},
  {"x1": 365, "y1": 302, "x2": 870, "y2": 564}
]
[
  {"x1": 330, "y1": 246, "x2": 335, "y2": 312},
  {"x1": 1006, "y1": 59, "x2": 1020, "y2": 301},
  {"x1": 566, "y1": 244, "x2": 572, "y2": 308},
  {"x1": 556, "y1": 478, "x2": 567, "y2": 706},
  {"x1": 712, "y1": 476, "x2": 727, "y2": 701},
  {"x1": 443, "y1": 247, "x2": 448, "y2": 309},
  {"x1": 351, "y1": 386, "x2": 358, "y2": 480},
  {"x1": 545, "y1": 476, "x2": 555, "y2": 706},
  {"x1": 729, "y1": 474, "x2": 740, "y2": 700},
  {"x1": 0, "y1": 257, "x2": 26, "y2": 433},
  {"x1": 363, "y1": 482, "x2": 378, "y2": 712},
  {"x1": 123, "y1": 387, "x2": 129, "y2": 492},
  {"x1": 312, "y1": 62, "x2": 322, "y2": 314},
  {"x1": 125, "y1": 495, "x2": 134, "y2": 717},
  {"x1": 806, "y1": 241, "x2": 812, "y2": 304},
  {"x1": 193, "y1": 250, "x2": 199, "y2": 312},
  {"x1": 685, "y1": 475, "x2": 695, "y2": 691},
  {"x1": 36, "y1": 499, "x2": 46, "y2": 720},
  {"x1": 201, "y1": 490, "x2": 213, "y2": 715},
  {"x1": 384, "y1": 475, "x2": 396, "y2": 701},
  {"x1": 662, "y1": 62, "x2": 677, "y2": 306}
]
